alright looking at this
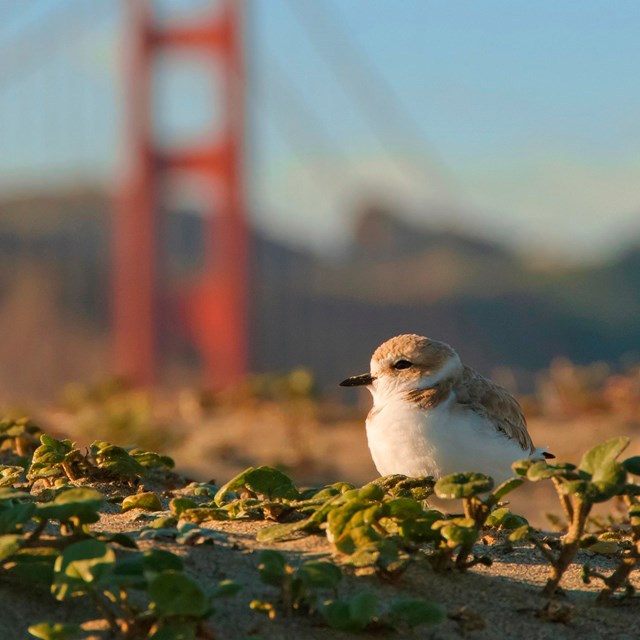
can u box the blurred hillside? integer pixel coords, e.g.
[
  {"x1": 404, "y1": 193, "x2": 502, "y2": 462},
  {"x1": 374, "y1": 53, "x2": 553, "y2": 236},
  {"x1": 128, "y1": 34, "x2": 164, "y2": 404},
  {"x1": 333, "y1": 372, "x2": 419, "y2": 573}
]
[{"x1": 1, "y1": 187, "x2": 639, "y2": 400}]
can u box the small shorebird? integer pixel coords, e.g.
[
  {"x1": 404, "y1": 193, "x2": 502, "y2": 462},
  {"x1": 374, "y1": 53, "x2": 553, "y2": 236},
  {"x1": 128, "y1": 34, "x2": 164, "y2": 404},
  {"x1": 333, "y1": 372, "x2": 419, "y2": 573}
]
[{"x1": 340, "y1": 334, "x2": 551, "y2": 484}]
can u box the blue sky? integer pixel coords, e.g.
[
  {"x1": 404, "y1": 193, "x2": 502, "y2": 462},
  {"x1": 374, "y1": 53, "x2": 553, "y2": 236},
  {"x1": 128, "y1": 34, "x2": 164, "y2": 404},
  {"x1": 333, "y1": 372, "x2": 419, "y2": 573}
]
[{"x1": 1, "y1": 0, "x2": 640, "y2": 262}]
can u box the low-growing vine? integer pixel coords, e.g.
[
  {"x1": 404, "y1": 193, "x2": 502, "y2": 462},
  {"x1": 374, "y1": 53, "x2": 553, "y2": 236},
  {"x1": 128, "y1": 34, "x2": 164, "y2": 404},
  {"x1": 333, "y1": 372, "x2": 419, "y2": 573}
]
[{"x1": 1, "y1": 416, "x2": 639, "y2": 639}]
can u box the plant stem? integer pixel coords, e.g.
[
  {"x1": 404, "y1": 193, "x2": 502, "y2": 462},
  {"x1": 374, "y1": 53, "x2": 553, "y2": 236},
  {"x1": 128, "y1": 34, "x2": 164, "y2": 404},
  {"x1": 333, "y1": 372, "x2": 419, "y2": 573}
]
[
  {"x1": 462, "y1": 499, "x2": 474, "y2": 521},
  {"x1": 61, "y1": 461, "x2": 77, "y2": 482},
  {"x1": 596, "y1": 556, "x2": 637, "y2": 604},
  {"x1": 15, "y1": 436, "x2": 27, "y2": 457},
  {"x1": 25, "y1": 519, "x2": 47, "y2": 544},
  {"x1": 90, "y1": 591, "x2": 121, "y2": 635},
  {"x1": 543, "y1": 497, "x2": 591, "y2": 596},
  {"x1": 455, "y1": 527, "x2": 480, "y2": 570},
  {"x1": 529, "y1": 535, "x2": 557, "y2": 565},
  {"x1": 551, "y1": 477, "x2": 573, "y2": 524}
]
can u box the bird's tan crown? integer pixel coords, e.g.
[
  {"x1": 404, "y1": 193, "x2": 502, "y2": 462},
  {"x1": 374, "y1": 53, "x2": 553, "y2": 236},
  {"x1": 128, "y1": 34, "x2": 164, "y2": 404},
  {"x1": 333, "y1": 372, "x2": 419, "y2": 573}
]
[{"x1": 371, "y1": 334, "x2": 457, "y2": 373}]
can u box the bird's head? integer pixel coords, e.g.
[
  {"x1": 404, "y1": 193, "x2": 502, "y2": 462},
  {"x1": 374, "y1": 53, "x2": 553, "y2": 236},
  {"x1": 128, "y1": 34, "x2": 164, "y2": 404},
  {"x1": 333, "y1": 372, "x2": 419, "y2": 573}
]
[{"x1": 340, "y1": 334, "x2": 462, "y2": 403}]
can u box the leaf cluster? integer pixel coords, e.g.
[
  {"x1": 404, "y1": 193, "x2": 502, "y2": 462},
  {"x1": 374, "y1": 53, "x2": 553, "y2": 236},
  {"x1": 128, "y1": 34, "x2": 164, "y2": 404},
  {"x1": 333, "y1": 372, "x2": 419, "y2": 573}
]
[
  {"x1": 31, "y1": 541, "x2": 239, "y2": 639},
  {"x1": 512, "y1": 437, "x2": 640, "y2": 597},
  {"x1": 18, "y1": 435, "x2": 177, "y2": 488},
  {"x1": 252, "y1": 550, "x2": 443, "y2": 632},
  {"x1": 257, "y1": 475, "x2": 439, "y2": 572},
  {"x1": 431, "y1": 473, "x2": 525, "y2": 570}
]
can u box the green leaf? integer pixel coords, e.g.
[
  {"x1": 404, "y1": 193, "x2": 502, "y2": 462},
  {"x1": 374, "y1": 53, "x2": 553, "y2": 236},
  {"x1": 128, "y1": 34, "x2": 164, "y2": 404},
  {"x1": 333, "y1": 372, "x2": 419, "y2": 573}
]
[
  {"x1": 178, "y1": 507, "x2": 228, "y2": 523},
  {"x1": 122, "y1": 492, "x2": 162, "y2": 513},
  {"x1": 326, "y1": 496, "x2": 385, "y2": 554},
  {"x1": 399, "y1": 509, "x2": 443, "y2": 543},
  {"x1": 491, "y1": 477, "x2": 524, "y2": 501},
  {"x1": 256, "y1": 519, "x2": 313, "y2": 543},
  {"x1": 322, "y1": 600, "x2": 352, "y2": 630},
  {"x1": 110, "y1": 549, "x2": 183, "y2": 588},
  {"x1": 435, "y1": 472, "x2": 494, "y2": 499},
  {"x1": 485, "y1": 507, "x2": 528, "y2": 530},
  {"x1": 139, "y1": 528, "x2": 178, "y2": 541},
  {"x1": 27, "y1": 436, "x2": 79, "y2": 481},
  {"x1": 142, "y1": 549, "x2": 184, "y2": 573},
  {"x1": 36, "y1": 487, "x2": 103, "y2": 524},
  {"x1": 323, "y1": 592, "x2": 378, "y2": 632},
  {"x1": 257, "y1": 550, "x2": 288, "y2": 587},
  {"x1": 211, "y1": 579, "x2": 242, "y2": 599},
  {"x1": 585, "y1": 540, "x2": 619, "y2": 555},
  {"x1": 148, "y1": 515, "x2": 178, "y2": 529},
  {"x1": 0, "y1": 501, "x2": 35, "y2": 534},
  {"x1": 433, "y1": 517, "x2": 477, "y2": 548},
  {"x1": 170, "y1": 498, "x2": 199, "y2": 516},
  {"x1": 373, "y1": 474, "x2": 434, "y2": 500},
  {"x1": 297, "y1": 561, "x2": 342, "y2": 589},
  {"x1": 349, "y1": 591, "x2": 378, "y2": 630},
  {"x1": 306, "y1": 482, "x2": 355, "y2": 500},
  {"x1": 52, "y1": 539, "x2": 115, "y2": 600},
  {"x1": 511, "y1": 458, "x2": 533, "y2": 476},
  {"x1": 182, "y1": 482, "x2": 217, "y2": 497},
  {"x1": 559, "y1": 466, "x2": 627, "y2": 503},
  {"x1": 526, "y1": 461, "x2": 578, "y2": 482},
  {"x1": 508, "y1": 524, "x2": 534, "y2": 542},
  {"x1": 7, "y1": 548, "x2": 57, "y2": 586},
  {"x1": 90, "y1": 441, "x2": 146, "y2": 478},
  {"x1": 28, "y1": 622, "x2": 83, "y2": 640},
  {"x1": 0, "y1": 465, "x2": 24, "y2": 487},
  {"x1": 526, "y1": 461, "x2": 560, "y2": 481},
  {"x1": 386, "y1": 597, "x2": 445, "y2": 627},
  {"x1": 39, "y1": 435, "x2": 73, "y2": 459},
  {"x1": 356, "y1": 483, "x2": 385, "y2": 501},
  {"x1": 0, "y1": 487, "x2": 30, "y2": 502},
  {"x1": 130, "y1": 449, "x2": 175, "y2": 470},
  {"x1": 385, "y1": 497, "x2": 423, "y2": 519},
  {"x1": 589, "y1": 465, "x2": 628, "y2": 502},
  {"x1": 0, "y1": 417, "x2": 41, "y2": 441},
  {"x1": 0, "y1": 534, "x2": 22, "y2": 561},
  {"x1": 558, "y1": 479, "x2": 589, "y2": 497},
  {"x1": 579, "y1": 437, "x2": 629, "y2": 475},
  {"x1": 104, "y1": 532, "x2": 138, "y2": 549},
  {"x1": 214, "y1": 466, "x2": 299, "y2": 504},
  {"x1": 623, "y1": 457, "x2": 640, "y2": 476},
  {"x1": 149, "y1": 571, "x2": 209, "y2": 617}
]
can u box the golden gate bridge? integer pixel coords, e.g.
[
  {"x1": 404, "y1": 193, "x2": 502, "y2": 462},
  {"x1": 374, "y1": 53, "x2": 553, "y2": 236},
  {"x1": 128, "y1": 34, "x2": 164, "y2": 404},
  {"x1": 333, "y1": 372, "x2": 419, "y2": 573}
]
[{"x1": 0, "y1": 0, "x2": 457, "y2": 394}]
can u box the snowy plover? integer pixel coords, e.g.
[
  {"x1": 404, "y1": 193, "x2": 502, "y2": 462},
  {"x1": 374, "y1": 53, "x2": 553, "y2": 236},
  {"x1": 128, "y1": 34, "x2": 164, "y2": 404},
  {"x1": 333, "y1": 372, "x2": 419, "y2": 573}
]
[{"x1": 340, "y1": 334, "x2": 551, "y2": 484}]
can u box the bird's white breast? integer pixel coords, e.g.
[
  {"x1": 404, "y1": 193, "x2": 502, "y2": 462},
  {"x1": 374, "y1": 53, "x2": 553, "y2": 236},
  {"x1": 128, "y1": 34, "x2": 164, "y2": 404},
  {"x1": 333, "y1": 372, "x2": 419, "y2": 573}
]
[{"x1": 365, "y1": 392, "x2": 528, "y2": 484}]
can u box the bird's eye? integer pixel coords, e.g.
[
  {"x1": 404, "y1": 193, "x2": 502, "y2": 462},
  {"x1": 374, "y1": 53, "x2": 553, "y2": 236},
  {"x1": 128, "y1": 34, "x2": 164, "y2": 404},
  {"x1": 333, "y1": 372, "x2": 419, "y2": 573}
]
[{"x1": 393, "y1": 359, "x2": 412, "y2": 370}]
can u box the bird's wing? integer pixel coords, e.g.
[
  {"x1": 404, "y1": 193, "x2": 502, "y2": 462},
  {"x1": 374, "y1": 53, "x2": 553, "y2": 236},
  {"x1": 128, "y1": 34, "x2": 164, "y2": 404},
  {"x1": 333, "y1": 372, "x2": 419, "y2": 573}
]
[{"x1": 454, "y1": 366, "x2": 534, "y2": 453}]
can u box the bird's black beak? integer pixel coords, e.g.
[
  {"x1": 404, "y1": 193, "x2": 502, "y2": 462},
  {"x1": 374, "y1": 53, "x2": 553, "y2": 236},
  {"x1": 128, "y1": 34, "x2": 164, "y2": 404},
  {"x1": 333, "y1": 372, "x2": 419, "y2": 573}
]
[{"x1": 339, "y1": 373, "x2": 374, "y2": 387}]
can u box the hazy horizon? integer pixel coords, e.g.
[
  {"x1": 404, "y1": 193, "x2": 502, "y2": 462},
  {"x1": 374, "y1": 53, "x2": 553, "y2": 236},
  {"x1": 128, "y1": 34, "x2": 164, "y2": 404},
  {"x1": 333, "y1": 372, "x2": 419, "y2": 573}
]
[{"x1": 1, "y1": 0, "x2": 640, "y2": 263}]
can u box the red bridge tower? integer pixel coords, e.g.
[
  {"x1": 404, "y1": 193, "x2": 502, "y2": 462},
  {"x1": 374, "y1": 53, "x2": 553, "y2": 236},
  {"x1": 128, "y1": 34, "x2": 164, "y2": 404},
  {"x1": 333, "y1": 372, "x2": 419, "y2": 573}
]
[{"x1": 113, "y1": 0, "x2": 247, "y2": 388}]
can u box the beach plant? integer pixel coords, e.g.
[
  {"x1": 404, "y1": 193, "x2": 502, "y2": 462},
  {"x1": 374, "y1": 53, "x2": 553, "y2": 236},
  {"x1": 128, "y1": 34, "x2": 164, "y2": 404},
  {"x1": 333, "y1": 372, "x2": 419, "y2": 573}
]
[
  {"x1": 5, "y1": 410, "x2": 640, "y2": 639},
  {"x1": 24, "y1": 434, "x2": 175, "y2": 489},
  {"x1": 33, "y1": 542, "x2": 239, "y2": 639},
  {"x1": 580, "y1": 455, "x2": 640, "y2": 602},
  {"x1": 257, "y1": 476, "x2": 440, "y2": 572},
  {"x1": 252, "y1": 549, "x2": 342, "y2": 615},
  {"x1": 252, "y1": 550, "x2": 444, "y2": 632},
  {"x1": 27, "y1": 435, "x2": 85, "y2": 485},
  {"x1": 322, "y1": 591, "x2": 444, "y2": 632},
  {"x1": 512, "y1": 436, "x2": 633, "y2": 596},
  {"x1": 431, "y1": 472, "x2": 525, "y2": 569},
  {"x1": 0, "y1": 464, "x2": 25, "y2": 487},
  {"x1": 581, "y1": 502, "x2": 640, "y2": 602},
  {"x1": 0, "y1": 417, "x2": 43, "y2": 458}
]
